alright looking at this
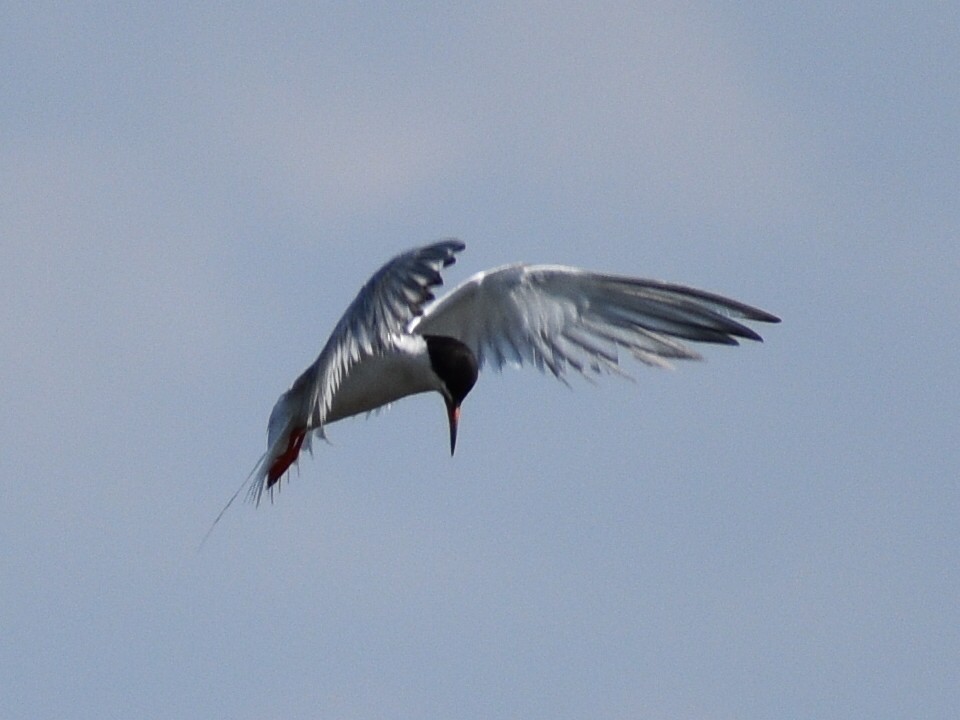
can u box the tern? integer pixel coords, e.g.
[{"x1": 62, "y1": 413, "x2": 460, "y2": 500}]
[{"x1": 238, "y1": 239, "x2": 779, "y2": 507}]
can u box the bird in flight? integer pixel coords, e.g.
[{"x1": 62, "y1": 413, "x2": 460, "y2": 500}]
[{"x1": 234, "y1": 239, "x2": 779, "y2": 509}]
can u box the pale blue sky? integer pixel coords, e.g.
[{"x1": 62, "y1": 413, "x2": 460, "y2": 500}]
[{"x1": 2, "y1": 3, "x2": 958, "y2": 719}]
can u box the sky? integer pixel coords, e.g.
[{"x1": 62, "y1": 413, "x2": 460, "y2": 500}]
[{"x1": 2, "y1": 3, "x2": 958, "y2": 719}]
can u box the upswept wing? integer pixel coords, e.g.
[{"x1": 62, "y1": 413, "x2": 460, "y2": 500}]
[
  {"x1": 410, "y1": 263, "x2": 779, "y2": 378},
  {"x1": 294, "y1": 239, "x2": 465, "y2": 429},
  {"x1": 244, "y1": 240, "x2": 464, "y2": 504}
]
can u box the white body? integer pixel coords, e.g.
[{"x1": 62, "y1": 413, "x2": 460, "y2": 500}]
[
  {"x1": 239, "y1": 239, "x2": 777, "y2": 505},
  {"x1": 322, "y1": 335, "x2": 440, "y2": 424}
]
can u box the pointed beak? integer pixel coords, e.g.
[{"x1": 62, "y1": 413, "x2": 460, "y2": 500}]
[{"x1": 446, "y1": 400, "x2": 461, "y2": 455}]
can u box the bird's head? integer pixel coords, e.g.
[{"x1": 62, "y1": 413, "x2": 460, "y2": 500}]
[{"x1": 424, "y1": 335, "x2": 479, "y2": 455}]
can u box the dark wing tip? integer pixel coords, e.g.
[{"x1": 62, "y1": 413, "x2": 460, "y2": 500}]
[
  {"x1": 438, "y1": 239, "x2": 466, "y2": 266},
  {"x1": 745, "y1": 308, "x2": 781, "y2": 324},
  {"x1": 426, "y1": 237, "x2": 465, "y2": 255}
]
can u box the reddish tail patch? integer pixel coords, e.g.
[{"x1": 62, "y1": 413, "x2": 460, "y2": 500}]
[{"x1": 267, "y1": 427, "x2": 306, "y2": 489}]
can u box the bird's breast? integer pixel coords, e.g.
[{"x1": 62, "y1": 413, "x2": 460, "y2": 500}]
[{"x1": 322, "y1": 339, "x2": 443, "y2": 425}]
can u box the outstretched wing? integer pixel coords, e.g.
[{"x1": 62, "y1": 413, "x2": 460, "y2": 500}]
[{"x1": 411, "y1": 263, "x2": 779, "y2": 379}]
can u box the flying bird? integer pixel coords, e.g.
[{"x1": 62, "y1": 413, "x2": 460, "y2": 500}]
[{"x1": 240, "y1": 239, "x2": 779, "y2": 506}]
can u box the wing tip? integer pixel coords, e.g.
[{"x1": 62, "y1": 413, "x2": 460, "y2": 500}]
[
  {"x1": 746, "y1": 308, "x2": 781, "y2": 325},
  {"x1": 441, "y1": 239, "x2": 466, "y2": 265}
]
